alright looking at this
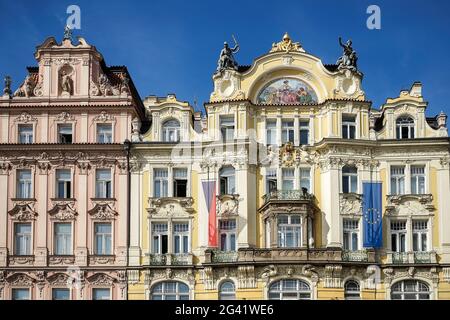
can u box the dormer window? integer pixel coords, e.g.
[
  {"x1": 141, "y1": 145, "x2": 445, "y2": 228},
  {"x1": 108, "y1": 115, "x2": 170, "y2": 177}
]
[
  {"x1": 162, "y1": 119, "x2": 180, "y2": 142},
  {"x1": 58, "y1": 124, "x2": 73, "y2": 144},
  {"x1": 396, "y1": 116, "x2": 415, "y2": 139}
]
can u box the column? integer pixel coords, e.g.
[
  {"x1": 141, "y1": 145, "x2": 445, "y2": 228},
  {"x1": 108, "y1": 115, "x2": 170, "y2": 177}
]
[
  {"x1": 0, "y1": 166, "x2": 9, "y2": 266},
  {"x1": 438, "y1": 161, "x2": 450, "y2": 262},
  {"x1": 321, "y1": 161, "x2": 342, "y2": 247},
  {"x1": 116, "y1": 165, "x2": 128, "y2": 266},
  {"x1": 128, "y1": 165, "x2": 142, "y2": 266},
  {"x1": 75, "y1": 164, "x2": 89, "y2": 266},
  {"x1": 35, "y1": 166, "x2": 48, "y2": 266},
  {"x1": 294, "y1": 113, "x2": 299, "y2": 146}
]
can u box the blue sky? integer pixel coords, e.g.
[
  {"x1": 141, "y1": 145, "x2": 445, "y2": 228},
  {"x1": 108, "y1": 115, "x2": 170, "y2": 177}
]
[{"x1": 0, "y1": 0, "x2": 449, "y2": 116}]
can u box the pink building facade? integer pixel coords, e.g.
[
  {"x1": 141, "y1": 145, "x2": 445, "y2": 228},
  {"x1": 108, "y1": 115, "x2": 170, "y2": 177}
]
[{"x1": 0, "y1": 34, "x2": 144, "y2": 300}]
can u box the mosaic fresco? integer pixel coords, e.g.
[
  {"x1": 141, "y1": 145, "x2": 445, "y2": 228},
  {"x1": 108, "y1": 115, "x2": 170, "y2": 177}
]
[{"x1": 257, "y1": 78, "x2": 318, "y2": 105}]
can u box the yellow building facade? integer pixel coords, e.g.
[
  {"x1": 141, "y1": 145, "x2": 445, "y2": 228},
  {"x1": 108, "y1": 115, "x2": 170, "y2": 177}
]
[{"x1": 127, "y1": 34, "x2": 450, "y2": 300}]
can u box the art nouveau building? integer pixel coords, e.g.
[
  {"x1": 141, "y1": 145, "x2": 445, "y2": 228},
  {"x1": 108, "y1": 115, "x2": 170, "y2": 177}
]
[
  {"x1": 0, "y1": 34, "x2": 145, "y2": 300},
  {"x1": 127, "y1": 34, "x2": 450, "y2": 300}
]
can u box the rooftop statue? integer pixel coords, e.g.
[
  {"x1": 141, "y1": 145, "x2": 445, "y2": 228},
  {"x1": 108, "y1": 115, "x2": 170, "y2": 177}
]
[
  {"x1": 216, "y1": 35, "x2": 240, "y2": 74},
  {"x1": 336, "y1": 37, "x2": 359, "y2": 73},
  {"x1": 63, "y1": 25, "x2": 73, "y2": 41},
  {"x1": 3, "y1": 75, "x2": 12, "y2": 96},
  {"x1": 270, "y1": 32, "x2": 304, "y2": 53}
]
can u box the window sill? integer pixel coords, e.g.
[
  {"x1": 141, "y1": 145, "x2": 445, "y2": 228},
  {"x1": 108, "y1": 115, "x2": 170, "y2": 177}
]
[
  {"x1": 90, "y1": 197, "x2": 116, "y2": 202},
  {"x1": 51, "y1": 198, "x2": 76, "y2": 202},
  {"x1": 11, "y1": 198, "x2": 36, "y2": 202}
]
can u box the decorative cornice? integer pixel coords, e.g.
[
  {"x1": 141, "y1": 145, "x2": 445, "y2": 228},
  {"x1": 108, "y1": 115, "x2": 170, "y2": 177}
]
[{"x1": 14, "y1": 112, "x2": 37, "y2": 123}]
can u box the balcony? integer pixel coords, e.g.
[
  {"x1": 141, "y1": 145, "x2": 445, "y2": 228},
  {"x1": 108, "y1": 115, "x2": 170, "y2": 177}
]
[
  {"x1": 387, "y1": 251, "x2": 437, "y2": 264},
  {"x1": 210, "y1": 250, "x2": 239, "y2": 263},
  {"x1": 342, "y1": 250, "x2": 373, "y2": 262},
  {"x1": 146, "y1": 253, "x2": 193, "y2": 266},
  {"x1": 263, "y1": 189, "x2": 313, "y2": 204}
]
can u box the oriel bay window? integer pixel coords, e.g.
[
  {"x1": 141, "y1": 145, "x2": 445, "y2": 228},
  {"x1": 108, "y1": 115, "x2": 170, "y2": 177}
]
[
  {"x1": 282, "y1": 168, "x2": 295, "y2": 191},
  {"x1": 95, "y1": 169, "x2": 112, "y2": 198},
  {"x1": 219, "y1": 166, "x2": 235, "y2": 195},
  {"x1": 56, "y1": 169, "x2": 72, "y2": 199},
  {"x1": 54, "y1": 222, "x2": 72, "y2": 255},
  {"x1": 219, "y1": 219, "x2": 236, "y2": 251},
  {"x1": 16, "y1": 169, "x2": 32, "y2": 199},
  {"x1": 18, "y1": 124, "x2": 33, "y2": 144},
  {"x1": 277, "y1": 215, "x2": 302, "y2": 248}
]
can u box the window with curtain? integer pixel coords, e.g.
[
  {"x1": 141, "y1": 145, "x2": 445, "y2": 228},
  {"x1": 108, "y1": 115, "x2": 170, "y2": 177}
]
[
  {"x1": 219, "y1": 166, "x2": 235, "y2": 195},
  {"x1": 173, "y1": 222, "x2": 189, "y2": 254},
  {"x1": 14, "y1": 223, "x2": 32, "y2": 255},
  {"x1": 342, "y1": 165, "x2": 358, "y2": 193},
  {"x1": 151, "y1": 281, "x2": 189, "y2": 300},
  {"x1": 56, "y1": 169, "x2": 72, "y2": 198},
  {"x1": 96, "y1": 169, "x2": 112, "y2": 198},
  {"x1": 219, "y1": 281, "x2": 236, "y2": 300},
  {"x1": 396, "y1": 116, "x2": 415, "y2": 139},
  {"x1": 94, "y1": 223, "x2": 112, "y2": 255},
  {"x1": 391, "y1": 221, "x2": 407, "y2": 253},
  {"x1": 390, "y1": 166, "x2": 405, "y2": 195},
  {"x1": 54, "y1": 223, "x2": 72, "y2": 255},
  {"x1": 411, "y1": 166, "x2": 425, "y2": 194},
  {"x1": 277, "y1": 215, "x2": 302, "y2": 248},
  {"x1": 154, "y1": 168, "x2": 168, "y2": 197},
  {"x1": 343, "y1": 219, "x2": 359, "y2": 251},
  {"x1": 96, "y1": 124, "x2": 112, "y2": 143},
  {"x1": 268, "y1": 279, "x2": 311, "y2": 300},
  {"x1": 219, "y1": 219, "x2": 236, "y2": 251},
  {"x1": 16, "y1": 169, "x2": 32, "y2": 199},
  {"x1": 152, "y1": 222, "x2": 168, "y2": 254},
  {"x1": 162, "y1": 119, "x2": 180, "y2": 142},
  {"x1": 282, "y1": 168, "x2": 295, "y2": 191},
  {"x1": 412, "y1": 220, "x2": 428, "y2": 252},
  {"x1": 266, "y1": 120, "x2": 277, "y2": 145},
  {"x1": 18, "y1": 124, "x2": 33, "y2": 144}
]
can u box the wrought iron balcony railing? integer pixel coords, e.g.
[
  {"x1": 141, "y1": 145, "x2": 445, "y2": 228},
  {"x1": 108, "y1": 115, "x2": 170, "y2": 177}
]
[
  {"x1": 263, "y1": 189, "x2": 313, "y2": 203},
  {"x1": 342, "y1": 250, "x2": 369, "y2": 262},
  {"x1": 147, "y1": 253, "x2": 193, "y2": 266},
  {"x1": 211, "y1": 250, "x2": 239, "y2": 263}
]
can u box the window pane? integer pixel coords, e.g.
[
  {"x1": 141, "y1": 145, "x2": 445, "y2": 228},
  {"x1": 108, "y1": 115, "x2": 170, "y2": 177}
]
[
  {"x1": 93, "y1": 288, "x2": 110, "y2": 300},
  {"x1": 52, "y1": 288, "x2": 70, "y2": 300},
  {"x1": 12, "y1": 288, "x2": 30, "y2": 300}
]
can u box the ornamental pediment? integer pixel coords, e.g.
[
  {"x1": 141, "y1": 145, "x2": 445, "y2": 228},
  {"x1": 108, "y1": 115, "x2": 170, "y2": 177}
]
[
  {"x1": 88, "y1": 202, "x2": 118, "y2": 220},
  {"x1": 147, "y1": 197, "x2": 194, "y2": 217},
  {"x1": 48, "y1": 201, "x2": 77, "y2": 220},
  {"x1": 385, "y1": 194, "x2": 435, "y2": 216},
  {"x1": 8, "y1": 203, "x2": 38, "y2": 221},
  {"x1": 87, "y1": 273, "x2": 115, "y2": 286}
]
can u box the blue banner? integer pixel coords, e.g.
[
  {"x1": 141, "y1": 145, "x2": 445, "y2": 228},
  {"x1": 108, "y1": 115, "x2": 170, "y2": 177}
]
[{"x1": 363, "y1": 182, "x2": 383, "y2": 248}]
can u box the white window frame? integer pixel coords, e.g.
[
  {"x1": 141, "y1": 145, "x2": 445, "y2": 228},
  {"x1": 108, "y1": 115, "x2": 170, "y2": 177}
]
[
  {"x1": 95, "y1": 168, "x2": 113, "y2": 198},
  {"x1": 219, "y1": 166, "x2": 236, "y2": 195},
  {"x1": 173, "y1": 222, "x2": 190, "y2": 254},
  {"x1": 219, "y1": 219, "x2": 237, "y2": 251},
  {"x1": 412, "y1": 220, "x2": 429, "y2": 252},
  {"x1": 18, "y1": 123, "x2": 34, "y2": 144},
  {"x1": 16, "y1": 169, "x2": 33, "y2": 199},
  {"x1": 266, "y1": 119, "x2": 277, "y2": 146},
  {"x1": 53, "y1": 222, "x2": 73, "y2": 255},
  {"x1": 151, "y1": 222, "x2": 169, "y2": 254},
  {"x1": 390, "y1": 220, "x2": 407, "y2": 253},
  {"x1": 277, "y1": 214, "x2": 302, "y2": 248},
  {"x1": 396, "y1": 116, "x2": 415, "y2": 139},
  {"x1": 57, "y1": 123, "x2": 74, "y2": 144},
  {"x1": 93, "y1": 222, "x2": 113, "y2": 255},
  {"x1": 299, "y1": 167, "x2": 311, "y2": 192},
  {"x1": 14, "y1": 222, "x2": 32, "y2": 255},
  {"x1": 55, "y1": 168, "x2": 73, "y2": 199},
  {"x1": 410, "y1": 165, "x2": 426, "y2": 195},
  {"x1": 220, "y1": 116, "x2": 235, "y2": 142},
  {"x1": 342, "y1": 165, "x2": 358, "y2": 194},
  {"x1": 390, "y1": 165, "x2": 405, "y2": 195},
  {"x1": 342, "y1": 115, "x2": 356, "y2": 139},
  {"x1": 281, "y1": 120, "x2": 295, "y2": 144},
  {"x1": 162, "y1": 119, "x2": 181, "y2": 143},
  {"x1": 268, "y1": 279, "x2": 311, "y2": 300},
  {"x1": 299, "y1": 120, "x2": 310, "y2": 145},
  {"x1": 96, "y1": 123, "x2": 113, "y2": 143},
  {"x1": 342, "y1": 219, "x2": 360, "y2": 251},
  {"x1": 219, "y1": 281, "x2": 236, "y2": 300},
  {"x1": 153, "y1": 168, "x2": 169, "y2": 197},
  {"x1": 282, "y1": 168, "x2": 295, "y2": 191},
  {"x1": 150, "y1": 281, "x2": 190, "y2": 300}
]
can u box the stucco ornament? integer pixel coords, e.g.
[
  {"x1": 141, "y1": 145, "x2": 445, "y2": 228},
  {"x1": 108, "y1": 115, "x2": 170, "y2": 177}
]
[
  {"x1": 279, "y1": 142, "x2": 300, "y2": 167},
  {"x1": 13, "y1": 74, "x2": 35, "y2": 97}
]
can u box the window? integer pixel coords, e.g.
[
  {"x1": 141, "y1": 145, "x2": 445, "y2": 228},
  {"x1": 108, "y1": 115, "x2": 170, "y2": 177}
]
[
  {"x1": 268, "y1": 279, "x2": 311, "y2": 300},
  {"x1": 56, "y1": 169, "x2": 72, "y2": 199},
  {"x1": 54, "y1": 223, "x2": 72, "y2": 255},
  {"x1": 299, "y1": 120, "x2": 309, "y2": 145},
  {"x1": 154, "y1": 169, "x2": 168, "y2": 197},
  {"x1": 282, "y1": 168, "x2": 295, "y2": 191},
  {"x1": 266, "y1": 120, "x2": 277, "y2": 145},
  {"x1": 281, "y1": 120, "x2": 294, "y2": 144},
  {"x1": 152, "y1": 223, "x2": 168, "y2": 254},
  {"x1": 173, "y1": 168, "x2": 188, "y2": 197},
  {"x1": 219, "y1": 281, "x2": 236, "y2": 300},
  {"x1": 12, "y1": 288, "x2": 30, "y2": 300},
  {"x1": 14, "y1": 223, "x2": 32, "y2": 255},
  {"x1": 52, "y1": 288, "x2": 70, "y2": 300},
  {"x1": 94, "y1": 223, "x2": 112, "y2": 255},
  {"x1": 16, "y1": 169, "x2": 32, "y2": 199},
  {"x1": 343, "y1": 219, "x2": 359, "y2": 251},
  {"x1": 162, "y1": 119, "x2": 180, "y2": 142},
  {"x1": 219, "y1": 220, "x2": 236, "y2": 251},
  {"x1": 97, "y1": 124, "x2": 112, "y2": 143},
  {"x1": 220, "y1": 116, "x2": 235, "y2": 142},
  {"x1": 265, "y1": 169, "x2": 277, "y2": 194},
  {"x1": 96, "y1": 169, "x2": 112, "y2": 198},
  {"x1": 300, "y1": 168, "x2": 311, "y2": 192},
  {"x1": 411, "y1": 166, "x2": 426, "y2": 195},
  {"x1": 18, "y1": 124, "x2": 33, "y2": 144},
  {"x1": 396, "y1": 116, "x2": 415, "y2": 139},
  {"x1": 57, "y1": 124, "x2": 73, "y2": 144},
  {"x1": 413, "y1": 220, "x2": 428, "y2": 252},
  {"x1": 390, "y1": 166, "x2": 405, "y2": 195},
  {"x1": 92, "y1": 288, "x2": 111, "y2": 300},
  {"x1": 277, "y1": 215, "x2": 302, "y2": 248},
  {"x1": 219, "y1": 166, "x2": 235, "y2": 195},
  {"x1": 391, "y1": 280, "x2": 430, "y2": 300},
  {"x1": 173, "y1": 222, "x2": 189, "y2": 254},
  {"x1": 151, "y1": 281, "x2": 189, "y2": 300},
  {"x1": 391, "y1": 221, "x2": 407, "y2": 253},
  {"x1": 342, "y1": 115, "x2": 356, "y2": 139},
  {"x1": 342, "y1": 165, "x2": 357, "y2": 193},
  {"x1": 344, "y1": 280, "x2": 361, "y2": 300}
]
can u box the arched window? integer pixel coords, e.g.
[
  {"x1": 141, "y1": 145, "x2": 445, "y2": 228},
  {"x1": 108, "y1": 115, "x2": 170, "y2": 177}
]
[
  {"x1": 342, "y1": 165, "x2": 358, "y2": 193},
  {"x1": 268, "y1": 279, "x2": 311, "y2": 300},
  {"x1": 219, "y1": 281, "x2": 236, "y2": 300},
  {"x1": 391, "y1": 280, "x2": 430, "y2": 300},
  {"x1": 396, "y1": 116, "x2": 415, "y2": 139},
  {"x1": 344, "y1": 280, "x2": 361, "y2": 300},
  {"x1": 151, "y1": 281, "x2": 189, "y2": 300},
  {"x1": 162, "y1": 119, "x2": 180, "y2": 142},
  {"x1": 219, "y1": 166, "x2": 235, "y2": 195}
]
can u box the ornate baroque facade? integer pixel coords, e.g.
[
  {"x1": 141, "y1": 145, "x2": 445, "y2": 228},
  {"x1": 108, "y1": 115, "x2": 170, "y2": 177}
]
[{"x1": 1, "y1": 32, "x2": 450, "y2": 300}]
